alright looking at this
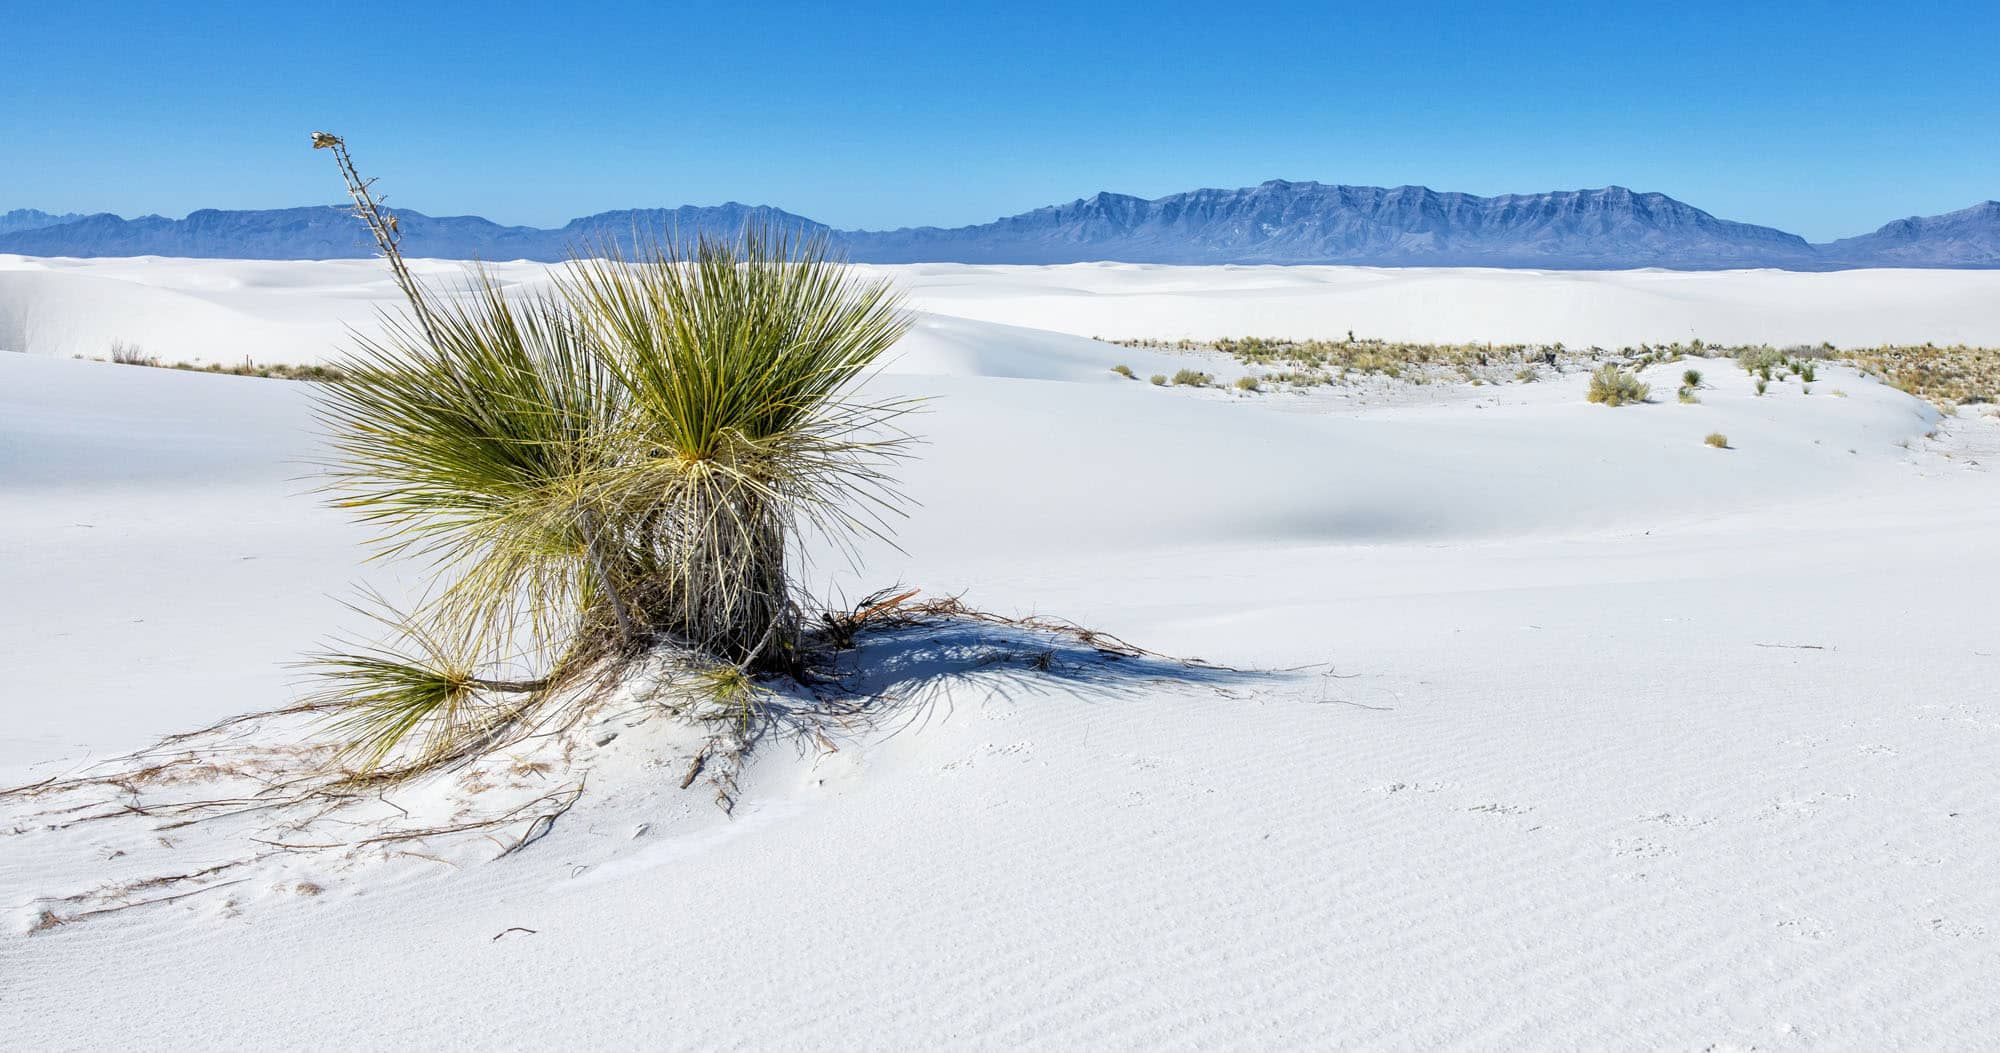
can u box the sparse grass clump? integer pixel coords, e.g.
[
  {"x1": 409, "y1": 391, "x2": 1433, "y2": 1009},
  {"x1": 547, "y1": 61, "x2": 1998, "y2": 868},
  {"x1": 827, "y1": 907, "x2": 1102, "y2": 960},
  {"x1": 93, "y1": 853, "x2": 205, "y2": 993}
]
[
  {"x1": 1705, "y1": 432, "x2": 1730, "y2": 449},
  {"x1": 1587, "y1": 363, "x2": 1650, "y2": 406},
  {"x1": 1233, "y1": 375, "x2": 1260, "y2": 392},
  {"x1": 1149, "y1": 373, "x2": 1167, "y2": 386},
  {"x1": 1111, "y1": 364, "x2": 1135, "y2": 379},
  {"x1": 108, "y1": 339, "x2": 155, "y2": 366},
  {"x1": 1682, "y1": 368, "x2": 1703, "y2": 389},
  {"x1": 1172, "y1": 369, "x2": 1213, "y2": 387}
]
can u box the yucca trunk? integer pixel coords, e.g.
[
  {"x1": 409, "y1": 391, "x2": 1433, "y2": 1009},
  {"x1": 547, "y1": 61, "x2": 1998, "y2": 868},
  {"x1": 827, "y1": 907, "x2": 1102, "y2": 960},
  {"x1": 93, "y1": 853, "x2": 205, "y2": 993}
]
[{"x1": 619, "y1": 482, "x2": 794, "y2": 668}]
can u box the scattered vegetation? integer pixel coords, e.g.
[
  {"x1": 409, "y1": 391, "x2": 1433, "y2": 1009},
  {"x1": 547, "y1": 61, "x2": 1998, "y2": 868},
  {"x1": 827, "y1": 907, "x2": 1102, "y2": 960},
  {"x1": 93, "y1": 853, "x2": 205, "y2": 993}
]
[
  {"x1": 1233, "y1": 375, "x2": 1260, "y2": 392},
  {"x1": 1111, "y1": 364, "x2": 1135, "y2": 379},
  {"x1": 1850, "y1": 343, "x2": 2000, "y2": 412},
  {"x1": 1705, "y1": 432, "x2": 1730, "y2": 449},
  {"x1": 1171, "y1": 368, "x2": 1213, "y2": 387},
  {"x1": 1587, "y1": 364, "x2": 1650, "y2": 406},
  {"x1": 1149, "y1": 373, "x2": 1167, "y2": 386},
  {"x1": 99, "y1": 353, "x2": 350, "y2": 382},
  {"x1": 1100, "y1": 333, "x2": 2000, "y2": 416}
]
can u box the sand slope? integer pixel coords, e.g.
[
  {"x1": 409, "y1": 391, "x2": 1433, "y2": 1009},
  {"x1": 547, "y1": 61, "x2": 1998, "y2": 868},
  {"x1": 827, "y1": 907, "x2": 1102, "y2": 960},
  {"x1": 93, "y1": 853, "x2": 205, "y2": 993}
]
[{"x1": 4, "y1": 264, "x2": 2000, "y2": 1048}]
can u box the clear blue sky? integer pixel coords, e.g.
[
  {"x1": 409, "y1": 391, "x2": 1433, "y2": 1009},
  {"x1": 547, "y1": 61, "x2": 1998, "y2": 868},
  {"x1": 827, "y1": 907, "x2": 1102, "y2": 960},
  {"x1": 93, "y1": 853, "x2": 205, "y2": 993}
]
[{"x1": 3, "y1": 0, "x2": 1995, "y2": 241}]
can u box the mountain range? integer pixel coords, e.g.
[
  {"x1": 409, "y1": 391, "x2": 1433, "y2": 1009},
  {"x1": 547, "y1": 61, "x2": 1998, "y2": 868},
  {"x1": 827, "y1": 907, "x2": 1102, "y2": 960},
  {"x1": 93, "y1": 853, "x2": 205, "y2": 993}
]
[{"x1": 3, "y1": 182, "x2": 1996, "y2": 270}]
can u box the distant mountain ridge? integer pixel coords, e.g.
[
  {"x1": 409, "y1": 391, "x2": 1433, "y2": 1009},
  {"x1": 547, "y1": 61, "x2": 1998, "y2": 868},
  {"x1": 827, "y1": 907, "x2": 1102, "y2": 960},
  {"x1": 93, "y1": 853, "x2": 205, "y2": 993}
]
[
  {"x1": 3, "y1": 183, "x2": 1996, "y2": 269},
  {"x1": 0, "y1": 204, "x2": 823, "y2": 262},
  {"x1": 843, "y1": 183, "x2": 1820, "y2": 267},
  {"x1": 0, "y1": 208, "x2": 89, "y2": 235},
  {"x1": 1816, "y1": 201, "x2": 2000, "y2": 267}
]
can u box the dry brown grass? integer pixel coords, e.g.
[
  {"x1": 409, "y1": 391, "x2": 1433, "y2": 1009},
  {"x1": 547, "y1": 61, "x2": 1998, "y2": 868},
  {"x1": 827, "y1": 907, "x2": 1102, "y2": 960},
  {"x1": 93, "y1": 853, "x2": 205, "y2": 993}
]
[
  {"x1": 1850, "y1": 344, "x2": 2000, "y2": 412},
  {"x1": 1103, "y1": 334, "x2": 2000, "y2": 411},
  {"x1": 95, "y1": 353, "x2": 349, "y2": 382}
]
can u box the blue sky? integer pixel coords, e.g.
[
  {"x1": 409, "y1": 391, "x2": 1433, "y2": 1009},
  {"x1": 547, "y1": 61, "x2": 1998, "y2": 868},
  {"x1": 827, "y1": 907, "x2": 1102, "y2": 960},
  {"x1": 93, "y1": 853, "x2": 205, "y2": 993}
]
[{"x1": 3, "y1": 1, "x2": 1995, "y2": 241}]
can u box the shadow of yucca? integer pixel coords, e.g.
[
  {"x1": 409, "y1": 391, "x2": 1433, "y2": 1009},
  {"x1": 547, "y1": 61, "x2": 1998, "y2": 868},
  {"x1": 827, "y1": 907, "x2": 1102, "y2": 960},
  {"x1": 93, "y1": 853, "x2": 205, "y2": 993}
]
[{"x1": 793, "y1": 615, "x2": 1286, "y2": 740}]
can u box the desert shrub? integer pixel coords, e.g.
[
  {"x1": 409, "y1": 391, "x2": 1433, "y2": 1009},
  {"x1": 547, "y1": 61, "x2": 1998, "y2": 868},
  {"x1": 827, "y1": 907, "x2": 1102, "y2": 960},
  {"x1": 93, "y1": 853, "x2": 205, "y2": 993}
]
[
  {"x1": 1587, "y1": 363, "x2": 1650, "y2": 406},
  {"x1": 1111, "y1": 364, "x2": 1135, "y2": 379},
  {"x1": 1677, "y1": 386, "x2": 1699, "y2": 404},
  {"x1": 1682, "y1": 368, "x2": 1703, "y2": 389},
  {"x1": 312, "y1": 228, "x2": 912, "y2": 769},
  {"x1": 108, "y1": 340, "x2": 155, "y2": 366},
  {"x1": 1172, "y1": 369, "x2": 1213, "y2": 387},
  {"x1": 1705, "y1": 432, "x2": 1729, "y2": 449},
  {"x1": 1800, "y1": 363, "x2": 1817, "y2": 383},
  {"x1": 1736, "y1": 347, "x2": 1785, "y2": 375},
  {"x1": 1149, "y1": 373, "x2": 1167, "y2": 386},
  {"x1": 1755, "y1": 379, "x2": 1768, "y2": 396},
  {"x1": 1233, "y1": 376, "x2": 1260, "y2": 392}
]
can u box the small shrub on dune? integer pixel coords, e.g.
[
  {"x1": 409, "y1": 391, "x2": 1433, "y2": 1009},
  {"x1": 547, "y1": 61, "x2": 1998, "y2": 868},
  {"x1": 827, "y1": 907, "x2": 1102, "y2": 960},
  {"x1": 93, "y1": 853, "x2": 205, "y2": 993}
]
[
  {"x1": 1587, "y1": 363, "x2": 1649, "y2": 406},
  {"x1": 1149, "y1": 373, "x2": 1167, "y2": 386},
  {"x1": 1233, "y1": 376, "x2": 1260, "y2": 392},
  {"x1": 1682, "y1": 368, "x2": 1703, "y2": 389},
  {"x1": 1677, "y1": 386, "x2": 1699, "y2": 404},
  {"x1": 1756, "y1": 379, "x2": 1768, "y2": 396},
  {"x1": 1705, "y1": 432, "x2": 1730, "y2": 449},
  {"x1": 108, "y1": 340, "x2": 155, "y2": 366},
  {"x1": 1172, "y1": 369, "x2": 1213, "y2": 388},
  {"x1": 1111, "y1": 364, "x2": 1135, "y2": 379}
]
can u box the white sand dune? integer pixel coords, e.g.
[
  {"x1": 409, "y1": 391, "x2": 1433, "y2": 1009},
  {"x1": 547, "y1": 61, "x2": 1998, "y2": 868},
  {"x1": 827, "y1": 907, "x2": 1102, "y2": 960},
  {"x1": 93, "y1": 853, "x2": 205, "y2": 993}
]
[
  {"x1": 10, "y1": 254, "x2": 2000, "y2": 366},
  {"x1": 4, "y1": 261, "x2": 2000, "y2": 1047}
]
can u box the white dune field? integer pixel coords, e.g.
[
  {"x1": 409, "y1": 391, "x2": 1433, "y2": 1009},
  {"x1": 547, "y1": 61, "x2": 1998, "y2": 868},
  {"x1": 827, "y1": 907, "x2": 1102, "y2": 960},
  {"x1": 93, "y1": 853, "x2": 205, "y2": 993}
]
[
  {"x1": 4, "y1": 259, "x2": 2000, "y2": 1048},
  {"x1": 10, "y1": 254, "x2": 2000, "y2": 366}
]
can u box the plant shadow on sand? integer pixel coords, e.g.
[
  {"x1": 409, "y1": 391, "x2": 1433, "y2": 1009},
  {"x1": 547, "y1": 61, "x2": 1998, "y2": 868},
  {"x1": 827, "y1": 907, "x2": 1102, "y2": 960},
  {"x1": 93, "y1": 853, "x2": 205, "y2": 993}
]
[
  {"x1": 3, "y1": 599, "x2": 1297, "y2": 934},
  {"x1": 791, "y1": 602, "x2": 1291, "y2": 743}
]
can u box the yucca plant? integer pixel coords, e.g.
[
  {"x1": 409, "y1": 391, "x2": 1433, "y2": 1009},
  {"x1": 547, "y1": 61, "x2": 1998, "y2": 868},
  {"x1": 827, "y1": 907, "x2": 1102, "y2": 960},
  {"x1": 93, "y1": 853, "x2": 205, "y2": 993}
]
[{"x1": 306, "y1": 135, "x2": 913, "y2": 773}]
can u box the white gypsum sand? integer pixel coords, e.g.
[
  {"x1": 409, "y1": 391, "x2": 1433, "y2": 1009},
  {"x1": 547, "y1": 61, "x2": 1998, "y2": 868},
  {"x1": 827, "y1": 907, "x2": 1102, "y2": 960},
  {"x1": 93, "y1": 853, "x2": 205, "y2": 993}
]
[
  {"x1": 3, "y1": 259, "x2": 1999, "y2": 1047},
  {"x1": 10, "y1": 254, "x2": 2000, "y2": 364}
]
